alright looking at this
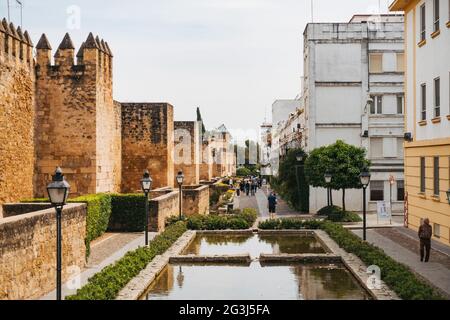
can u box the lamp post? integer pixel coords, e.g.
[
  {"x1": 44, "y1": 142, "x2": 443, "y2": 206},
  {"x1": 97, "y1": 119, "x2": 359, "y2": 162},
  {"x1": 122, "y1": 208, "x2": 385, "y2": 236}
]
[
  {"x1": 141, "y1": 170, "x2": 152, "y2": 246},
  {"x1": 47, "y1": 167, "x2": 70, "y2": 300},
  {"x1": 359, "y1": 170, "x2": 371, "y2": 241},
  {"x1": 176, "y1": 171, "x2": 184, "y2": 220},
  {"x1": 324, "y1": 172, "x2": 332, "y2": 207},
  {"x1": 446, "y1": 189, "x2": 450, "y2": 204}
]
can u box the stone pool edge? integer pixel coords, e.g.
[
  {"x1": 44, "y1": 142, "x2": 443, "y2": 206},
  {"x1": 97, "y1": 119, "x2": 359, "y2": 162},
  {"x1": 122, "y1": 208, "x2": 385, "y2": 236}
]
[
  {"x1": 313, "y1": 229, "x2": 399, "y2": 300},
  {"x1": 116, "y1": 230, "x2": 197, "y2": 300},
  {"x1": 117, "y1": 228, "x2": 399, "y2": 300}
]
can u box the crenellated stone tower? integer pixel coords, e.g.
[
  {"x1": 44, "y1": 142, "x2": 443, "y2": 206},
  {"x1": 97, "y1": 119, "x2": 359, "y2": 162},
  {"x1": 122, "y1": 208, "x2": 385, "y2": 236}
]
[
  {"x1": 34, "y1": 32, "x2": 121, "y2": 197},
  {"x1": 0, "y1": 19, "x2": 35, "y2": 204}
]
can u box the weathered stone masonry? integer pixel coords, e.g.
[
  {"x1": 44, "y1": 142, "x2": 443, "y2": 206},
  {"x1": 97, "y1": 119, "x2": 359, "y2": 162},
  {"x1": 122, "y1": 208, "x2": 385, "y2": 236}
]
[
  {"x1": 0, "y1": 203, "x2": 87, "y2": 300},
  {"x1": 0, "y1": 20, "x2": 35, "y2": 206},
  {"x1": 34, "y1": 32, "x2": 121, "y2": 197},
  {"x1": 121, "y1": 103, "x2": 175, "y2": 192},
  {"x1": 174, "y1": 121, "x2": 200, "y2": 186}
]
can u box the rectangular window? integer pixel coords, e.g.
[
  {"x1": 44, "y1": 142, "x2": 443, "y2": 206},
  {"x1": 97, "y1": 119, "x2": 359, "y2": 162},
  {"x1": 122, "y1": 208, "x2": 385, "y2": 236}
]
[
  {"x1": 421, "y1": 84, "x2": 427, "y2": 120},
  {"x1": 370, "y1": 181, "x2": 384, "y2": 201},
  {"x1": 397, "y1": 95, "x2": 404, "y2": 114},
  {"x1": 420, "y1": 4, "x2": 426, "y2": 41},
  {"x1": 434, "y1": 77, "x2": 440, "y2": 117},
  {"x1": 396, "y1": 53, "x2": 405, "y2": 72},
  {"x1": 433, "y1": 156, "x2": 439, "y2": 196},
  {"x1": 433, "y1": 0, "x2": 440, "y2": 32},
  {"x1": 370, "y1": 138, "x2": 383, "y2": 158},
  {"x1": 377, "y1": 96, "x2": 383, "y2": 114},
  {"x1": 397, "y1": 180, "x2": 405, "y2": 201},
  {"x1": 420, "y1": 157, "x2": 426, "y2": 193},
  {"x1": 369, "y1": 54, "x2": 383, "y2": 73},
  {"x1": 370, "y1": 95, "x2": 383, "y2": 114},
  {"x1": 434, "y1": 223, "x2": 440, "y2": 238}
]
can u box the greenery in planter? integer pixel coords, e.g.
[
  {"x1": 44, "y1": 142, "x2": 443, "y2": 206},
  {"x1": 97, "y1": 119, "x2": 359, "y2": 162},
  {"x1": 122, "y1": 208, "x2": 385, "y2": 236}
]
[
  {"x1": 258, "y1": 218, "x2": 446, "y2": 300},
  {"x1": 109, "y1": 194, "x2": 146, "y2": 232},
  {"x1": 210, "y1": 183, "x2": 231, "y2": 207},
  {"x1": 317, "y1": 205, "x2": 362, "y2": 223},
  {"x1": 66, "y1": 221, "x2": 187, "y2": 300},
  {"x1": 186, "y1": 209, "x2": 257, "y2": 230},
  {"x1": 304, "y1": 140, "x2": 370, "y2": 211},
  {"x1": 258, "y1": 218, "x2": 323, "y2": 230}
]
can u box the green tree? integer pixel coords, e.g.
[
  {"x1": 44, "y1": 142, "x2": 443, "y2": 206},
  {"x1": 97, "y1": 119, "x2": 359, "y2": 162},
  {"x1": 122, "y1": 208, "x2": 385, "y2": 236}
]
[
  {"x1": 273, "y1": 148, "x2": 309, "y2": 212},
  {"x1": 304, "y1": 140, "x2": 370, "y2": 211}
]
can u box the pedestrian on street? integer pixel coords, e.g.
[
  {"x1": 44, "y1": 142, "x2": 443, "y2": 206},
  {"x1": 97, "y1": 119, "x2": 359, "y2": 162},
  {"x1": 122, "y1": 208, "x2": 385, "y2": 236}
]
[
  {"x1": 267, "y1": 192, "x2": 277, "y2": 219},
  {"x1": 418, "y1": 218, "x2": 432, "y2": 262},
  {"x1": 245, "y1": 181, "x2": 250, "y2": 196}
]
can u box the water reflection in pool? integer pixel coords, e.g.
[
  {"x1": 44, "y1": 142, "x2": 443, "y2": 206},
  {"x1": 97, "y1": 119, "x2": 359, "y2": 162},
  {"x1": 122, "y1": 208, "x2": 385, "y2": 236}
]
[
  {"x1": 142, "y1": 263, "x2": 371, "y2": 300},
  {"x1": 182, "y1": 234, "x2": 326, "y2": 257}
]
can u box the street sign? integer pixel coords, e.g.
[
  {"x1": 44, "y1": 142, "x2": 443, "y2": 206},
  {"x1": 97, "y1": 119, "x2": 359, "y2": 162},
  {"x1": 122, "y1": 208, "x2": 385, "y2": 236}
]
[{"x1": 377, "y1": 201, "x2": 391, "y2": 224}]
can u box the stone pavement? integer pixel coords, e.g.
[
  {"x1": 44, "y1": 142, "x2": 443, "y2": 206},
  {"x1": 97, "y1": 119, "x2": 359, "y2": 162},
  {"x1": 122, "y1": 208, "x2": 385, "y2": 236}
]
[
  {"x1": 40, "y1": 231, "x2": 157, "y2": 300},
  {"x1": 352, "y1": 228, "x2": 450, "y2": 298}
]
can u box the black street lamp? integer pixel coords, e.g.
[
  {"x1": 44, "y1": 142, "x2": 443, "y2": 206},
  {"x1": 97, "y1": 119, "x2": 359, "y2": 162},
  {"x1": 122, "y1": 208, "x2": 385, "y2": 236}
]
[
  {"x1": 324, "y1": 172, "x2": 332, "y2": 207},
  {"x1": 176, "y1": 171, "x2": 184, "y2": 220},
  {"x1": 359, "y1": 169, "x2": 371, "y2": 241},
  {"x1": 141, "y1": 170, "x2": 152, "y2": 246},
  {"x1": 47, "y1": 167, "x2": 70, "y2": 301}
]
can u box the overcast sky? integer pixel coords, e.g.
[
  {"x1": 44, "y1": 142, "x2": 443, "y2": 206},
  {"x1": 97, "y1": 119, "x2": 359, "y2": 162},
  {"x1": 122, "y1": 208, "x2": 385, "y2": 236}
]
[{"x1": 2, "y1": 0, "x2": 392, "y2": 138}]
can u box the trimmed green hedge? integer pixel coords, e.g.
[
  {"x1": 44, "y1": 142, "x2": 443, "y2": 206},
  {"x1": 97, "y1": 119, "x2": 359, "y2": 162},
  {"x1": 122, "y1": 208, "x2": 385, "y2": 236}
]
[
  {"x1": 109, "y1": 194, "x2": 146, "y2": 232},
  {"x1": 73, "y1": 194, "x2": 112, "y2": 257},
  {"x1": 186, "y1": 209, "x2": 257, "y2": 230},
  {"x1": 258, "y1": 218, "x2": 323, "y2": 230},
  {"x1": 317, "y1": 205, "x2": 362, "y2": 223},
  {"x1": 66, "y1": 221, "x2": 187, "y2": 300},
  {"x1": 258, "y1": 218, "x2": 446, "y2": 300},
  {"x1": 21, "y1": 194, "x2": 112, "y2": 257}
]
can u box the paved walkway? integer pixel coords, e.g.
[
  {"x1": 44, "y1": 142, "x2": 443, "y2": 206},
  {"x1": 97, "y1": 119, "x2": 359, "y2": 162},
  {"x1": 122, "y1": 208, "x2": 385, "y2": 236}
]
[
  {"x1": 235, "y1": 185, "x2": 313, "y2": 221},
  {"x1": 352, "y1": 228, "x2": 450, "y2": 298},
  {"x1": 40, "y1": 231, "x2": 157, "y2": 300}
]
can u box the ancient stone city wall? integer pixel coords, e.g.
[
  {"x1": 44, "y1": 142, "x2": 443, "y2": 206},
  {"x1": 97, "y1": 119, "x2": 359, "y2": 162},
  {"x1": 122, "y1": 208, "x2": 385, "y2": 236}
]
[
  {"x1": 182, "y1": 185, "x2": 210, "y2": 216},
  {"x1": 34, "y1": 33, "x2": 120, "y2": 198},
  {"x1": 174, "y1": 121, "x2": 200, "y2": 186},
  {"x1": 121, "y1": 103, "x2": 175, "y2": 192},
  {"x1": 0, "y1": 20, "x2": 35, "y2": 206},
  {"x1": 0, "y1": 203, "x2": 87, "y2": 300}
]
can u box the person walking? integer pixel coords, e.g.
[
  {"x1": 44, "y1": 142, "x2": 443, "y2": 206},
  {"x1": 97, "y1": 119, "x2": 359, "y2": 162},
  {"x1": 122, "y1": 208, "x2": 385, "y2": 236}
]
[
  {"x1": 418, "y1": 218, "x2": 433, "y2": 262},
  {"x1": 267, "y1": 192, "x2": 277, "y2": 219},
  {"x1": 245, "y1": 180, "x2": 250, "y2": 196}
]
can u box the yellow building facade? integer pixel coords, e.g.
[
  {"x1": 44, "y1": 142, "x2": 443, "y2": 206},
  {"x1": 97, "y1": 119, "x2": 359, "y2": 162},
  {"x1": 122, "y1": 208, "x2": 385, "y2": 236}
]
[{"x1": 390, "y1": 0, "x2": 450, "y2": 246}]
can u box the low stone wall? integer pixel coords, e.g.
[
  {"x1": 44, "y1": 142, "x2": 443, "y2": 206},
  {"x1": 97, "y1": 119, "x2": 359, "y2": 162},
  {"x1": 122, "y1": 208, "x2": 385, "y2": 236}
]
[
  {"x1": 182, "y1": 185, "x2": 209, "y2": 216},
  {"x1": 1, "y1": 203, "x2": 52, "y2": 218},
  {"x1": 149, "y1": 190, "x2": 179, "y2": 232},
  {"x1": 0, "y1": 203, "x2": 87, "y2": 300}
]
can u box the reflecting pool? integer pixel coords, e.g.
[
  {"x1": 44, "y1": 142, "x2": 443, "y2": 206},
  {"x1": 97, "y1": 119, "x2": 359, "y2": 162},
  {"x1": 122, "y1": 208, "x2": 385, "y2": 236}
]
[
  {"x1": 182, "y1": 234, "x2": 327, "y2": 257},
  {"x1": 142, "y1": 263, "x2": 371, "y2": 300}
]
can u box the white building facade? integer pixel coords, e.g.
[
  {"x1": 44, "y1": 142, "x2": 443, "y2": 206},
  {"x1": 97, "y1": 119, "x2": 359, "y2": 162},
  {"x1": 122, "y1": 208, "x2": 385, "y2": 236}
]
[
  {"x1": 303, "y1": 14, "x2": 406, "y2": 213},
  {"x1": 270, "y1": 99, "x2": 301, "y2": 176}
]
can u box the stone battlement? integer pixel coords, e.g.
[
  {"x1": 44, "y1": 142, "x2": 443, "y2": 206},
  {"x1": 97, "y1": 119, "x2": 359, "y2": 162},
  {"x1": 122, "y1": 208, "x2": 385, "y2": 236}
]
[
  {"x1": 35, "y1": 32, "x2": 113, "y2": 83},
  {"x1": 0, "y1": 18, "x2": 34, "y2": 69}
]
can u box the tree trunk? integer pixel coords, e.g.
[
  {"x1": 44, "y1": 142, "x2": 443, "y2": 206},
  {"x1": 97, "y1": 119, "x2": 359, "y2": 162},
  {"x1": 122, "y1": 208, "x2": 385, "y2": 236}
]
[{"x1": 342, "y1": 188, "x2": 346, "y2": 212}]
